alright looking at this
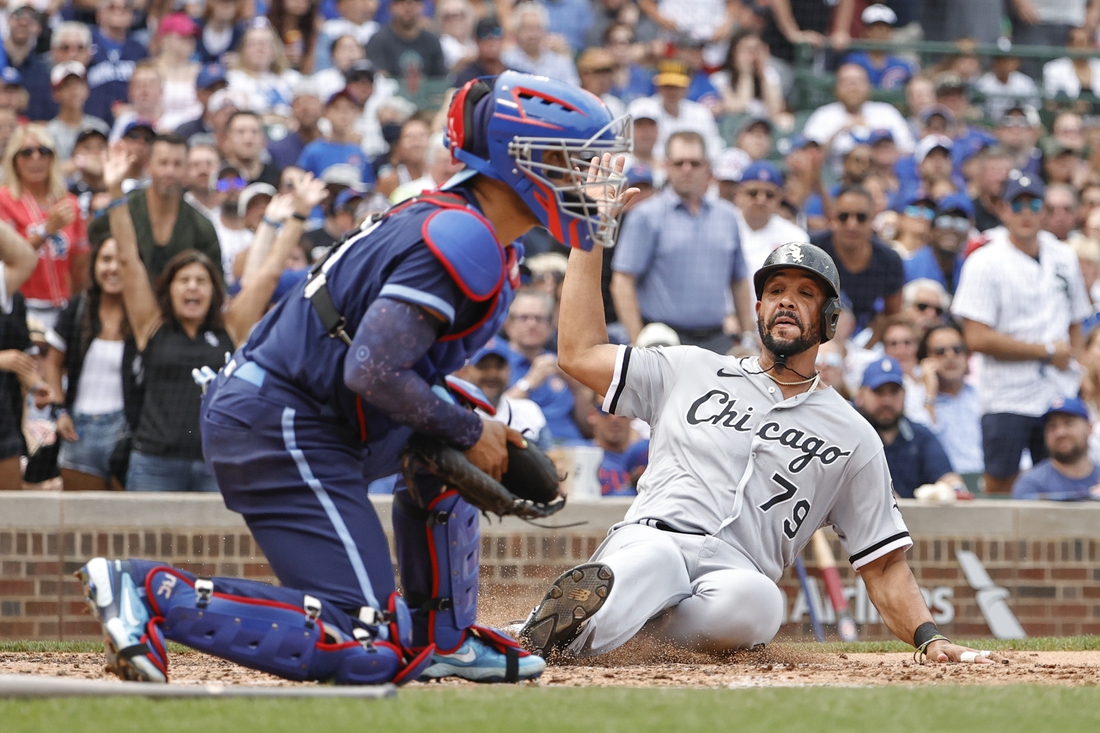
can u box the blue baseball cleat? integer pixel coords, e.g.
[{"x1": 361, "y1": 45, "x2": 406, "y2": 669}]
[
  {"x1": 77, "y1": 558, "x2": 168, "y2": 683},
  {"x1": 421, "y1": 630, "x2": 546, "y2": 682}
]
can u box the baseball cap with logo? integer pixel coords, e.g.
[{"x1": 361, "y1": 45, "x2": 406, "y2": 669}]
[
  {"x1": 1002, "y1": 172, "x2": 1046, "y2": 203},
  {"x1": 862, "y1": 356, "x2": 904, "y2": 390},
  {"x1": 470, "y1": 337, "x2": 514, "y2": 365},
  {"x1": 197, "y1": 63, "x2": 228, "y2": 90},
  {"x1": 50, "y1": 61, "x2": 86, "y2": 89},
  {"x1": 654, "y1": 60, "x2": 691, "y2": 88},
  {"x1": 861, "y1": 4, "x2": 898, "y2": 25},
  {"x1": 1043, "y1": 396, "x2": 1090, "y2": 423},
  {"x1": 739, "y1": 160, "x2": 784, "y2": 187}
]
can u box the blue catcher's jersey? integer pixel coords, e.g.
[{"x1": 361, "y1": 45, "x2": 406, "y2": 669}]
[{"x1": 239, "y1": 185, "x2": 520, "y2": 444}]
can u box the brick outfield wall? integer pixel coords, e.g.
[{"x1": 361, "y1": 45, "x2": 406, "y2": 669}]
[{"x1": 2, "y1": 495, "x2": 1100, "y2": 641}]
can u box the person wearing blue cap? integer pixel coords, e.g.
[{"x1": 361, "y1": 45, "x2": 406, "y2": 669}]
[
  {"x1": 843, "y1": 5, "x2": 917, "y2": 91},
  {"x1": 855, "y1": 356, "x2": 960, "y2": 499},
  {"x1": 734, "y1": 161, "x2": 808, "y2": 277},
  {"x1": 174, "y1": 64, "x2": 230, "y2": 141},
  {"x1": 454, "y1": 337, "x2": 550, "y2": 451},
  {"x1": 903, "y1": 192, "x2": 973, "y2": 292},
  {"x1": 1012, "y1": 398, "x2": 1100, "y2": 500},
  {"x1": 296, "y1": 87, "x2": 375, "y2": 187},
  {"x1": 953, "y1": 171, "x2": 1093, "y2": 494}
]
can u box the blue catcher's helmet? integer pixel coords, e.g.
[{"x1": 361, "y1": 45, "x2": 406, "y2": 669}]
[{"x1": 445, "y1": 71, "x2": 632, "y2": 251}]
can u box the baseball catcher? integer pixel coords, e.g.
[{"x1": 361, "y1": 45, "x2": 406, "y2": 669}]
[
  {"x1": 515, "y1": 241, "x2": 1004, "y2": 666},
  {"x1": 76, "y1": 71, "x2": 630, "y2": 686}
]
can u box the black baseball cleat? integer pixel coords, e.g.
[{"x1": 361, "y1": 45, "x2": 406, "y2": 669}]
[{"x1": 518, "y1": 563, "x2": 613, "y2": 658}]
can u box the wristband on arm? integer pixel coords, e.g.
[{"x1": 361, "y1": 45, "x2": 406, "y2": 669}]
[{"x1": 912, "y1": 621, "x2": 950, "y2": 663}]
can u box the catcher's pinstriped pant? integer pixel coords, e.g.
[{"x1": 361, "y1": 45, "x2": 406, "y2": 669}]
[{"x1": 567, "y1": 524, "x2": 786, "y2": 656}]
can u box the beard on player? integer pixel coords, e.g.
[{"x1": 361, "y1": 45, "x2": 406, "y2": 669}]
[{"x1": 757, "y1": 308, "x2": 819, "y2": 359}]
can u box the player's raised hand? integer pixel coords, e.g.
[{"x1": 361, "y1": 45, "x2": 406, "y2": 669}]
[
  {"x1": 923, "y1": 639, "x2": 1008, "y2": 665},
  {"x1": 464, "y1": 416, "x2": 527, "y2": 481},
  {"x1": 586, "y1": 152, "x2": 640, "y2": 223},
  {"x1": 103, "y1": 143, "x2": 134, "y2": 192}
]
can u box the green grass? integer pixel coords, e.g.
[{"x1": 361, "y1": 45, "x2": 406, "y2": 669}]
[
  {"x1": 4, "y1": 635, "x2": 1099, "y2": 655},
  {"x1": 4, "y1": 687, "x2": 1100, "y2": 733}
]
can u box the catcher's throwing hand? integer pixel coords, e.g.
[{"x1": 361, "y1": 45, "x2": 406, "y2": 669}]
[
  {"x1": 464, "y1": 416, "x2": 527, "y2": 481},
  {"x1": 924, "y1": 640, "x2": 1008, "y2": 665}
]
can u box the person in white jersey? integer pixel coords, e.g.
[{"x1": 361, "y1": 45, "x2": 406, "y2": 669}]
[
  {"x1": 733, "y1": 161, "x2": 809, "y2": 276},
  {"x1": 516, "y1": 236, "x2": 1000, "y2": 666}
]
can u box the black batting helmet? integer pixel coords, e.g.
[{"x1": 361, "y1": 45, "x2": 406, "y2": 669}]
[{"x1": 753, "y1": 242, "x2": 843, "y2": 342}]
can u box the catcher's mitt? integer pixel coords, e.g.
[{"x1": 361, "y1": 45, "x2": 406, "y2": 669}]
[{"x1": 402, "y1": 434, "x2": 565, "y2": 519}]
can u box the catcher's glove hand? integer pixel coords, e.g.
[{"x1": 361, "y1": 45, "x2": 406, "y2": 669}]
[{"x1": 402, "y1": 434, "x2": 565, "y2": 519}]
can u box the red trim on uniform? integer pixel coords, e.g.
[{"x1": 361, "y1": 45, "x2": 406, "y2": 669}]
[
  {"x1": 392, "y1": 643, "x2": 436, "y2": 685},
  {"x1": 445, "y1": 377, "x2": 496, "y2": 416},
  {"x1": 424, "y1": 490, "x2": 465, "y2": 654},
  {"x1": 420, "y1": 210, "x2": 504, "y2": 303},
  {"x1": 528, "y1": 177, "x2": 564, "y2": 242},
  {"x1": 439, "y1": 290, "x2": 500, "y2": 343},
  {"x1": 355, "y1": 396, "x2": 368, "y2": 442},
  {"x1": 471, "y1": 625, "x2": 531, "y2": 656},
  {"x1": 316, "y1": 639, "x2": 362, "y2": 651}
]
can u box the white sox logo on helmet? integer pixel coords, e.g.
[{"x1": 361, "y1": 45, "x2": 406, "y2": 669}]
[{"x1": 785, "y1": 243, "x2": 804, "y2": 262}]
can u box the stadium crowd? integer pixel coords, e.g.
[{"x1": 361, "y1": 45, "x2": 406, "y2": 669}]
[{"x1": 1, "y1": 0, "x2": 1100, "y2": 501}]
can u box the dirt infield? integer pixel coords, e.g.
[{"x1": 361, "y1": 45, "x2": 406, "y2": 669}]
[{"x1": 2, "y1": 647, "x2": 1097, "y2": 689}]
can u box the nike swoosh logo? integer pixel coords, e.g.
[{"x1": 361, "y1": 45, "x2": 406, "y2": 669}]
[
  {"x1": 716, "y1": 369, "x2": 744, "y2": 378},
  {"x1": 445, "y1": 646, "x2": 479, "y2": 663}
]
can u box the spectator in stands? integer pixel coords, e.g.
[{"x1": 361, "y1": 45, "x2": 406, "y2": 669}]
[
  {"x1": 297, "y1": 88, "x2": 373, "y2": 186},
  {"x1": 210, "y1": 166, "x2": 252, "y2": 267},
  {"x1": 45, "y1": 233, "x2": 131, "y2": 490},
  {"x1": 88, "y1": 134, "x2": 222, "y2": 285},
  {"x1": 624, "y1": 97, "x2": 663, "y2": 185},
  {"x1": 108, "y1": 63, "x2": 166, "y2": 143},
  {"x1": 954, "y1": 173, "x2": 1092, "y2": 494},
  {"x1": 455, "y1": 337, "x2": 550, "y2": 449},
  {"x1": 390, "y1": 132, "x2": 464, "y2": 203},
  {"x1": 891, "y1": 193, "x2": 936, "y2": 258},
  {"x1": 922, "y1": 0, "x2": 1003, "y2": 46},
  {"x1": 198, "y1": 0, "x2": 248, "y2": 65},
  {"x1": 712, "y1": 148, "x2": 749, "y2": 203},
  {"x1": 1070, "y1": 233, "x2": 1100, "y2": 317},
  {"x1": 711, "y1": 29, "x2": 785, "y2": 122},
  {"x1": 4, "y1": 1, "x2": 52, "y2": 122},
  {"x1": 301, "y1": 186, "x2": 362, "y2": 259},
  {"x1": 904, "y1": 77, "x2": 937, "y2": 139},
  {"x1": 374, "y1": 115, "x2": 430, "y2": 198},
  {"x1": 228, "y1": 22, "x2": 299, "y2": 119},
  {"x1": 917, "y1": 322, "x2": 984, "y2": 479},
  {"x1": 50, "y1": 21, "x2": 94, "y2": 71},
  {"x1": 151, "y1": 15, "x2": 204, "y2": 134},
  {"x1": 971, "y1": 146, "x2": 1012, "y2": 232},
  {"x1": 589, "y1": 0, "x2": 658, "y2": 50},
  {"x1": 117, "y1": 121, "x2": 155, "y2": 189},
  {"x1": 237, "y1": 183, "x2": 277, "y2": 235},
  {"x1": 69, "y1": 128, "x2": 111, "y2": 220},
  {"x1": 314, "y1": 36, "x2": 365, "y2": 102},
  {"x1": 905, "y1": 193, "x2": 972, "y2": 293},
  {"x1": 933, "y1": 73, "x2": 998, "y2": 161},
  {"x1": 804, "y1": 143, "x2": 872, "y2": 235},
  {"x1": 812, "y1": 185, "x2": 905, "y2": 342},
  {"x1": 1012, "y1": 398, "x2": 1100, "y2": 500},
  {"x1": 267, "y1": 83, "x2": 324, "y2": 173},
  {"x1": 538, "y1": 0, "x2": 595, "y2": 54},
  {"x1": 606, "y1": 22, "x2": 653, "y2": 106},
  {"x1": 0, "y1": 126, "x2": 88, "y2": 330},
  {"x1": 975, "y1": 48, "x2": 1040, "y2": 123},
  {"x1": 500, "y1": 2, "x2": 579, "y2": 87},
  {"x1": 856, "y1": 356, "x2": 961, "y2": 499},
  {"x1": 222, "y1": 111, "x2": 282, "y2": 187},
  {"x1": 612, "y1": 130, "x2": 752, "y2": 352},
  {"x1": 86, "y1": 0, "x2": 148, "y2": 126},
  {"x1": 803, "y1": 64, "x2": 914, "y2": 161},
  {"x1": 437, "y1": 0, "x2": 477, "y2": 70},
  {"x1": 649, "y1": 60, "x2": 723, "y2": 161},
  {"x1": 502, "y1": 288, "x2": 589, "y2": 444},
  {"x1": 0, "y1": 218, "x2": 40, "y2": 489},
  {"x1": 315, "y1": 0, "x2": 379, "y2": 72},
  {"x1": 366, "y1": 0, "x2": 447, "y2": 82},
  {"x1": 815, "y1": 340, "x2": 850, "y2": 399},
  {"x1": 761, "y1": 0, "x2": 855, "y2": 64},
  {"x1": 452, "y1": 16, "x2": 507, "y2": 87},
  {"x1": 733, "y1": 116, "x2": 773, "y2": 162},
  {"x1": 183, "y1": 141, "x2": 223, "y2": 223},
  {"x1": 1045, "y1": 184, "x2": 1080, "y2": 242},
  {"x1": 48, "y1": 63, "x2": 110, "y2": 162},
  {"x1": 639, "y1": 0, "x2": 738, "y2": 51},
  {"x1": 845, "y1": 5, "x2": 916, "y2": 91},
  {"x1": 174, "y1": 64, "x2": 230, "y2": 142},
  {"x1": 783, "y1": 135, "x2": 825, "y2": 222},
  {"x1": 577, "y1": 47, "x2": 626, "y2": 119},
  {"x1": 995, "y1": 106, "x2": 1043, "y2": 178},
  {"x1": 591, "y1": 399, "x2": 648, "y2": 498},
  {"x1": 269, "y1": 0, "x2": 320, "y2": 74},
  {"x1": 1047, "y1": 25, "x2": 1100, "y2": 98},
  {"x1": 670, "y1": 35, "x2": 721, "y2": 116},
  {"x1": 0, "y1": 69, "x2": 28, "y2": 121},
  {"x1": 734, "y1": 161, "x2": 808, "y2": 276},
  {"x1": 902, "y1": 278, "x2": 951, "y2": 332},
  {"x1": 881, "y1": 314, "x2": 931, "y2": 421}
]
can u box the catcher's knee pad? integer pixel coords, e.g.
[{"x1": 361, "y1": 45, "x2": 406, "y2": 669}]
[
  {"x1": 137, "y1": 563, "x2": 431, "y2": 685},
  {"x1": 393, "y1": 487, "x2": 480, "y2": 652}
]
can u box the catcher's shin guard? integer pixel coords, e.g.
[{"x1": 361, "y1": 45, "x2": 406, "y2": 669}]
[
  {"x1": 393, "y1": 486, "x2": 479, "y2": 652},
  {"x1": 130, "y1": 560, "x2": 432, "y2": 685}
]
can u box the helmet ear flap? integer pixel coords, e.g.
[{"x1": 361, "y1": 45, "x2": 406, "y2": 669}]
[
  {"x1": 447, "y1": 78, "x2": 494, "y2": 155},
  {"x1": 820, "y1": 296, "x2": 841, "y2": 343}
]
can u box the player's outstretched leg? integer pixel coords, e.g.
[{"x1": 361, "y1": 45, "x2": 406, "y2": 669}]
[
  {"x1": 77, "y1": 558, "x2": 434, "y2": 685},
  {"x1": 392, "y1": 482, "x2": 545, "y2": 682},
  {"x1": 517, "y1": 563, "x2": 614, "y2": 659}
]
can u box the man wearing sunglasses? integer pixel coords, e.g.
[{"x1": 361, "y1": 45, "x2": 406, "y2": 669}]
[
  {"x1": 734, "y1": 161, "x2": 807, "y2": 276},
  {"x1": 994, "y1": 106, "x2": 1043, "y2": 179},
  {"x1": 954, "y1": 173, "x2": 1092, "y2": 494},
  {"x1": 903, "y1": 192, "x2": 974, "y2": 293},
  {"x1": 916, "y1": 323, "x2": 983, "y2": 482}
]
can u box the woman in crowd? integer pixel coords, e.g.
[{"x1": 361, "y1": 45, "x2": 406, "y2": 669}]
[
  {"x1": 438, "y1": 0, "x2": 477, "y2": 70},
  {"x1": 198, "y1": 0, "x2": 248, "y2": 64},
  {"x1": 101, "y1": 145, "x2": 326, "y2": 491},
  {"x1": 1043, "y1": 26, "x2": 1100, "y2": 101},
  {"x1": 711, "y1": 29, "x2": 786, "y2": 123},
  {"x1": 313, "y1": 34, "x2": 366, "y2": 103},
  {"x1": 44, "y1": 235, "x2": 130, "y2": 490},
  {"x1": 0, "y1": 125, "x2": 87, "y2": 330},
  {"x1": 152, "y1": 13, "x2": 203, "y2": 133},
  {"x1": 269, "y1": 0, "x2": 319, "y2": 74},
  {"x1": 227, "y1": 20, "x2": 300, "y2": 120}
]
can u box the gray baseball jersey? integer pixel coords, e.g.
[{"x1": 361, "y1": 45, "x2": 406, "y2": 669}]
[{"x1": 601, "y1": 345, "x2": 911, "y2": 582}]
